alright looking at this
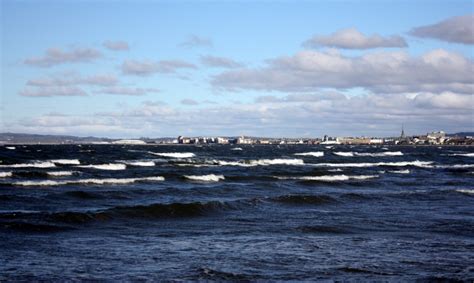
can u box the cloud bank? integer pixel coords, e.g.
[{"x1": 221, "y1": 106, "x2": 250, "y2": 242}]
[
  {"x1": 303, "y1": 28, "x2": 408, "y2": 49},
  {"x1": 410, "y1": 14, "x2": 474, "y2": 44},
  {"x1": 24, "y1": 47, "x2": 102, "y2": 67}
]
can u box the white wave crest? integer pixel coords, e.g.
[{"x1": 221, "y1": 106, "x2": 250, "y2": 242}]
[
  {"x1": 0, "y1": 161, "x2": 56, "y2": 168},
  {"x1": 448, "y1": 153, "x2": 474, "y2": 157},
  {"x1": 78, "y1": 163, "x2": 127, "y2": 170},
  {"x1": 12, "y1": 176, "x2": 165, "y2": 186},
  {"x1": 437, "y1": 164, "x2": 474, "y2": 169},
  {"x1": 294, "y1": 151, "x2": 324, "y2": 157},
  {"x1": 149, "y1": 152, "x2": 195, "y2": 158},
  {"x1": 456, "y1": 189, "x2": 474, "y2": 195},
  {"x1": 47, "y1": 171, "x2": 75, "y2": 177},
  {"x1": 122, "y1": 161, "x2": 155, "y2": 167},
  {"x1": 278, "y1": 174, "x2": 378, "y2": 181},
  {"x1": 231, "y1": 147, "x2": 243, "y2": 151},
  {"x1": 6, "y1": 146, "x2": 16, "y2": 150},
  {"x1": 390, "y1": 169, "x2": 410, "y2": 174},
  {"x1": 219, "y1": 158, "x2": 304, "y2": 167},
  {"x1": 334, "y1": 152, "x2": 354, "y2": 157},
  {"x1": 311, "y1": 160, "x2": 433, "y2": 168},
  {"x1": 356, "y1": 151, "x2": 403, "y2": 157},
  {"x1": 184, "y1": 174, "x2": 225, "y2": 182},
  {"x1": 334, "y1": 151, "x2": 403, "y2": 157},
  {"x1": 51, "y1": 159, "x2": 81, "y2": 165},
  {"x1": 0, "y1": 172, "x2": 12, "y2": 178}
]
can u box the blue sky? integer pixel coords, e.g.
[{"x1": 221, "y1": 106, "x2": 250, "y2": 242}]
[{"x1": 1, "y1": 0, "x2": 473, "y2": 138}]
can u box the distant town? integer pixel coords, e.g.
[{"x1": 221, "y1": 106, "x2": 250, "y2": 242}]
[{"x1": 1, "y1": 130, "x2": 473, "y2": 145}]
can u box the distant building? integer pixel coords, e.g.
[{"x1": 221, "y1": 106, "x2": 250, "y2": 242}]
[
  {"x1": 237, "y1": 136, "x2": 252, "y2": 144},
  {"x1": 177, "y1": 136, "x2": 191, "y2": 144},
  {"x1": 112, "y1": 139, "x2": 146, "y2": 145},
  {"x1": 427, "y1": 131, "x2": 446, "y2": 144}
]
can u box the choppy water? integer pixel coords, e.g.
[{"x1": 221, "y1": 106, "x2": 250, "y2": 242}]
[{"x1": 0, "y1": 144, "x2": 473, "y2": 281}]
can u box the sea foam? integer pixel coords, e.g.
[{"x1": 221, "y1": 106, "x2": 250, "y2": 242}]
[
  {"x1": 334, "y1": 151, "x2": 403, "y2": 157},
  {"x1": 150, "y1": 152, "x2": 195, "y2": 158},
  {"x1": 51, "y1": 159, "x2": 81, "y2": 165},
  {"x1": 78, "y1": 163, "x2": 127, "y2": 170},
  {"x1": 0, "y1": 172, "x2": 12, "y2": 178},
  {"x1": 311, "y1": 160, "x2": 432, "y2": 168},
  {"x1": 218, "y1": 158, "x2": 304, "y2": 167},
  {"x1": 0, "y1": 161, "x2": 56, "y2": 168},
  {"x1": 47, "y1": 171, "x2": 75, "y2": 177},
  {"x1": 277, "y1": 174, "x2": 378, "y2": 181},
  {"x1": 294, "y1": 151, "x2": 324, "y2": 157},
  {"x1": 12, "y1": 176, "x2": 165, "y2": 186},
  {"x1": 184, "y1": 174, "x2": 225, "y2": 182},
  {"x1": 121, "y1": 161, "x2": 155, "y2": 167}
]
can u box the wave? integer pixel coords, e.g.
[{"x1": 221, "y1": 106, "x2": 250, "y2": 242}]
[
  {"x1": 436, "y1": 164, "x2": 474, "y2": 169},
  {"x1": 294, "y1": 151, "x2": 324, "y2": 157},
  {"x1": 333, "y1": 151, "x2": 403, "y2": 157},
  {"x1": 273, "y1": 194, "x2": 336, "y2": 205},
  {"x1": 277, "y1": 174, "x2": 378, "y2": 181},
  {"x1": 0, "y1": 161, "x2": 56, "y2": 168},
  {"x1": 231, "y1": 147, "x2": 243, "y2": 151},
  {"x1": 456, "y1": 189, "x2": 474, "y2": 195},
  {"x1": 448, "y1": 153, "x2": 474, "y2": 157},
  {"x1": 6, "y1": 146, "x2": 16, "y2": 150},
  {"x1": 184, "y1": 174, "x2": 225, "y2": 182},
  {"x1": 51, "y1": 159, "x2": 81, "y2": 165},
  {"x1": 390, "y1": 169, "x2": 410, "y2": 174},
  {"x1": 311, "y1": 160, "x2": 433, "y2": 168},
  {"x1": 55, "y1": 201, "x2": 232, "y2": 224},
  {"x1": 298, "y1": 225, "x2": 351, "y2": 234},
  {"x1": 218, "y1": 158, "x2": 304, "y2": 167},
  {"x1": 149, "y1": 152, "x2": 195, "y2": 158},
  {"x1": 78, "y1": 163, "x2": 127, "y2": 170},
  {"x1": 334, "y1": 152, "x2": 354, "y2": 157},
  {"x1": 0, "y1": 172, "x2": 12, "y2": 178},
  {"x1": 121, "y1": 161, "x2": 155, "y2": 167},
  {"x1": 47, "y1": 171, "x2": 75, "y2": 177},
  {"x1": 12, "y1": 176, "x2": 165, "y2": 186}
]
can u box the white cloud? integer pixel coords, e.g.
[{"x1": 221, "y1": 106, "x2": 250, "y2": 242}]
[
  {"x1": 200, "y1": 55, "x2": 243, "y2": 68},
  {"x1": 212, "y1": 49, "x2": 473, "y2": 94},
  {"x1": 24, "y1": 47, "x2": 102, "y2": 67},
  {"x1": 410, "y1": 14, "x2": 474, "y2": 44},
  {"x1": 122, "y1": 59, "x2": 197, "y2": 76},
  {"x1": 19, "y1": 86, "x2": 87, "y2": 97},
  {"x1": 179, "y1": 35, "x2": 213, "y2": 48},
  {"x1": 181, "y1": 99, "x2": 199, "y2": 105},
  {"x1": 95, "y1": 86, "x2": 160, "y2": 96},
  {"x1": 27, "y1": 72, "x2": 118, "y2": 87},
  {"x1": 103, "y1": 40, "x2": 130, "y2": 51},
  {"x1": 304, "y1": 28, "x2": 407, "y2": 49},
  {"x1": 11, "y1": 92, "x2": 473, "y2": 138}
]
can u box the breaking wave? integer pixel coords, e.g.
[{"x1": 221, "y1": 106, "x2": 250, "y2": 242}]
[
  {"x1": 334, "y1": 151, "x2": 403, "y2": 157},
  {"x1": 51, "y1": 159, "x2": 81, "y2": 165},
  {"x1": 276, "y1": 175, "x2": 378, "y2": 181},
  {"x1": 390, "y1": 169, "x2": 410, "y2": 174},
  {"x1": 150, "y1": 152, "x2": 195, "y2": 158},
  {"x1": 121, "y1": 161, "x2": 155, "y2": 167},
  {"x1": 6, "y1": 146, "x2": 16, "y2": 150},
  {"x1": 47, "y1": 171, "x2": 75, "y2": 177},
  {"x1": 184, "y1": 174, "x2": 225, "y2": 182},
  {"x1": 448, "y1": 153, "x2": 474, "y2": 157},
  {"x1": 456, "y1": 189, "x2": 474, "y2": 195},
  {"x1": 0, "y1": 161, "x2": 56, "y2": 168},
  {"x1": 218, "y1": 158, "x2": 304, "y2": 167},
  {"x1": 311, "y1": 160, "x2": 433, "y2": 168},
  {"x1": 78, "y1": 163, "x2": 127, "y2": 170},
  {"x1": 334, "y1": 152, "x2": 354, "y2": 157},
  {"x1": 231, "y1": 147, "x2": 243, "y2": 151},
  {"x1": 0, "y1": 172, "x2": 12, "y2": 178},
  {"x1": 294, "y1": 151, "x2": 324, "y2": 157},
  {"x1": 11, "y1": 176, "x2": 165, "y2": 186}
]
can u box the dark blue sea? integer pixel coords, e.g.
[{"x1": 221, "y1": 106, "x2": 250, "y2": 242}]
[{"x1": 0, "y1": 144, "x2": 473, "y2": 281}]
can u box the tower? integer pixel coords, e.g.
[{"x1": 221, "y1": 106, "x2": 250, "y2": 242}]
[{"x1": 400, "y1": 124, "x2": 405, "y2": 138}]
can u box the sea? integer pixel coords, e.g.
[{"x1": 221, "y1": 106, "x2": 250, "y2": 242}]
[{"x1": 0, "y1": 144, "x2": 473, "y2": 281}]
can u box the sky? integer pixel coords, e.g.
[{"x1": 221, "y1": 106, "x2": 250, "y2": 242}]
[{"x1": 1, "y1": 0, "x2": 473, "y2": 138}]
